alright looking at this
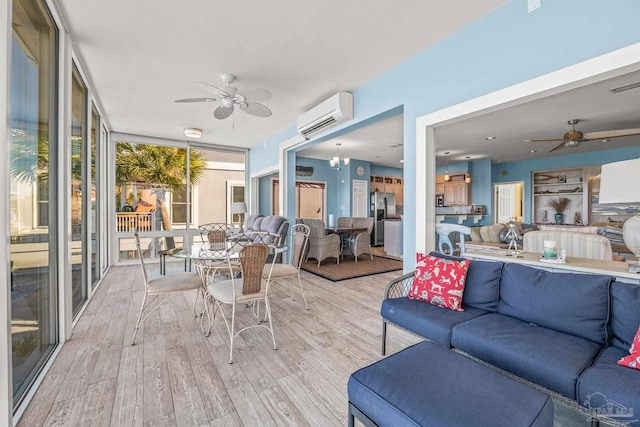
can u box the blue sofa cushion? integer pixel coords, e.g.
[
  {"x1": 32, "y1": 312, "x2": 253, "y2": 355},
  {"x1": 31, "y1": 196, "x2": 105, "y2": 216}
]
[
  {"x1": 428, "y1": 251, "x2": 502, "y2": 312},
  {"x1": 348, "y1": 341, "x2": 554, "y2": 427},
  {"x1": 381, "y1": 297, "x2": 487, "y2": 348},
  {"x1": 497, "y1": 263, "x2": 612, "y2": 345},
  {"x1": 577, "y1": 346, "x2": 640, "y2": 425},
  {"x1": 451, "y1": 313, "x2": 602, "y2": 399},
  {"x1": 610, "y1": 280, "x2": 640, "y2": 351}
]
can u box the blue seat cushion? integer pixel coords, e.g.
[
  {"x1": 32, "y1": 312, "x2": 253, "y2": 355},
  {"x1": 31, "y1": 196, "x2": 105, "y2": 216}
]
[
  {"x1": 348, "y1": 341, "x2": 554, "y2": 427},
  {"x1": 428, "y1": 251, "x2": 502, "y2": 311},
  {"x1": 577, "y1": 346, "x2": 640, "y2": 425},
  {"x1": 451, "y1": 313, "x2": 602, "y2": 399},
  {"x1": 381, "y1": 297, "x2": 487, "y2": 348},
  {"x1": 610, "y1": 280, "x2": 640, "y2": 351},
  {"x1": 498, "y1": 263, "x2": 612, "y2": 345}
]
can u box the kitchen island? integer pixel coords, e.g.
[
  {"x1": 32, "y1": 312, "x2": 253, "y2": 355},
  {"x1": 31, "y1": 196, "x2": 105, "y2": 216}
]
[{"x1": 383, "y1": 219, "x2": 402, "y2": 258}]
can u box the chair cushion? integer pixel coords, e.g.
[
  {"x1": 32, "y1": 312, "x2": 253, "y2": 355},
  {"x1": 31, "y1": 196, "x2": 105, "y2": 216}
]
[
  {"x1": 260, "y1": 215, "x2": 285, "y2": 234},
  {"x1": 451, "y1": 313, "x2": 602, "y2": 399},
  {"x1": 207, "y1": 278, "x2": 266, "y2": 304},
  {"x1": 245, "y1": 214, "x2": 264, "y2": 231},
  {"x1": 577, "y1": 346, "x2": 640, "y2": 421},
  {"x1": 265, "y1": 263, "x2": 298, "y2": 279},
  {"x1": 610, "y1": 280, "x2": 640, "y2": 351},
  {"x1": 381, "y1": 297, "x2": 487, "y2": 348},
  {"x1": 147, "y1": 272, "x2": 202, "y2": 294},
  {"x1": 429, "y1": 252, "x2": 502, "y2": 312},
  {"x1": 498, "y1": 263, "x2": 612, "y2": 345},
  {"x1": 348, "y1": 341, "x2": 554, "y2": 427},
  {"x1": 470, "y1": 227, "x2": 483, "y2": 242},
  {"x1": 408, "y1": 253, "x2": 470, "y2": 311}
]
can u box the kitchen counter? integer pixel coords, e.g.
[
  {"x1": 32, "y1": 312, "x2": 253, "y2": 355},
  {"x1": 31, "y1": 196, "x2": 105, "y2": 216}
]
[{"x1": 384, "y1": 220, "x2": 402, "y2": 258}]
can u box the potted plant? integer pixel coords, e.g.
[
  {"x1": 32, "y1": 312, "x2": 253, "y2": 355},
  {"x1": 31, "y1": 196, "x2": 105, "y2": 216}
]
[{"x1": 548, "y1": 197, "x2": 571, "y2": 224}]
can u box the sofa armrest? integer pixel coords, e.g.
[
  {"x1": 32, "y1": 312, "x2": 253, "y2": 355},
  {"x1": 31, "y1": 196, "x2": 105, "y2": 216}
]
[{"x1": 384, "y1": 271, "x2": 415, "y2": 299}]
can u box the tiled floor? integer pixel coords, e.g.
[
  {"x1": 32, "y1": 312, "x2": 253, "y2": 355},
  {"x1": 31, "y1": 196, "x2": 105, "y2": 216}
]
[{"x1": 17, "y1": 263, "x2": 417, "y2": 426}]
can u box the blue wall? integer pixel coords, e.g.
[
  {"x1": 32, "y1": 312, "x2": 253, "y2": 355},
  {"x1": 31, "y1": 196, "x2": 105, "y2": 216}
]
[
  {"x1": 258, "y1": 173, "x2": 277, "y2": 215},
  {"x1": 371, "y1": 164, "x2": 403, "y2": 178},
  {"x1": 249, "y1": 0, "x2": 640, "y2": 270},
  {"x1": 493, "y1": 145, "x2": 640, "y2": 223}
]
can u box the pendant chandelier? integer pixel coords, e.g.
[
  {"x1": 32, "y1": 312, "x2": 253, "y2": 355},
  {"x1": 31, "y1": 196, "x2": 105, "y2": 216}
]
[{"x1": 329, "y1": 143, "x2": 350, "y2": 170}]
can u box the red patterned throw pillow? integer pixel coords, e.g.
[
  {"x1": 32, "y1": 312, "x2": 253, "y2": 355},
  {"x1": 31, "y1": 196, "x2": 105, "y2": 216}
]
[
  {"x1": 408, "y1": 253, "x2": 470, "y2": 311},
  {"x1": 617, "y1": 325, "x2": 640, "y2": 371}
]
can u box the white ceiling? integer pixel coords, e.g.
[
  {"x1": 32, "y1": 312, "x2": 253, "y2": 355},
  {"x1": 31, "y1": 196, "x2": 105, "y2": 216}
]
[
  {"x1": 55, "y1": 1, "x2": 640, "y2": 168},
  {"x1": 54, "y1": 0, "x2": 506, "y2": 148}
]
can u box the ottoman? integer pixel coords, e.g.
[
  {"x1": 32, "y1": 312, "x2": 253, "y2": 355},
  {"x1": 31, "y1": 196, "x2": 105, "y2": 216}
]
[{"x1": 348, "y1": 341, "x2": 554, "y2": 427}]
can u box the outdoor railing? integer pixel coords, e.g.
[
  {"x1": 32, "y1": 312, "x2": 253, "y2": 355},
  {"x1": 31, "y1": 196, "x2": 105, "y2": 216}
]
[{"x1": 116, "y1": 212, "x2": 154, "y2": 232}]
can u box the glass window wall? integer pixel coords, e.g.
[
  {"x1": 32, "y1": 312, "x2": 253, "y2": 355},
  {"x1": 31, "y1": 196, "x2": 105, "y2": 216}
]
[
  {"x1": 71, "y1": 65, "x2": 87, "y2": 315},
  {"x1": 9, "y1": 0, "x2": 58, "y2": 405}
]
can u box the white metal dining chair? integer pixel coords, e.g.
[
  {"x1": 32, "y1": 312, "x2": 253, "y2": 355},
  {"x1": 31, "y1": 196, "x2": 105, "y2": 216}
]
[
  {"x1": 264, "y1": 223, "x2": 310, "y2": 310},
  {"x1": 435, "y1": 223, "x2": 472, "y2": 256},
  {"x1": 205, "y1": 241, "x2": 278, "y2": 363},
  {"x1": 131, "y1": 230, "x2": 202, "y2": 345}
]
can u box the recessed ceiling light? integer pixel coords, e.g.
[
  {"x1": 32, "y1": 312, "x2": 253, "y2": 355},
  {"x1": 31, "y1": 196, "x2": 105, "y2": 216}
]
[
  {"x1": 600, "y1": 139, "x2": 610, "y2": 143},
  {"x1": 183, "y1": 127, "x2": 202, "y2": 138},
  {"x1": 529, "y1": 150, "x2": 537, "y2": 153},
  {"x1": 485, "y1": 136, "x2": 496, "y2": 140},
  {"x1": 400, "y1": 159, "x2": 404, "y2": 163}
]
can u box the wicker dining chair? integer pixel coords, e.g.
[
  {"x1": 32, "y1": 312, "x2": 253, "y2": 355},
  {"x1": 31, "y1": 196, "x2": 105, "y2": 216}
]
[
  {"x1": 345, "y1": 217, "x2": 375, "y2": 262},
  {"x1": 131, "y1": 230, "x2": 202, "y2": 345},
  {"x1": 264, "y1": 224, "x2": 310, "y2": 310},
  {"x1": 205, "y1": 242, "x2": 278, "y2": 363}
]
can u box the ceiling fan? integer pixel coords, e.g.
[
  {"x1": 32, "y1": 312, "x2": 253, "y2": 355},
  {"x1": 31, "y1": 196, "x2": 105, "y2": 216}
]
[
  {"x1": 174, "y1": 73, "x2": 272, "y2": 120},
  {"x1": 524, "y1": 119, "x2": 640, "y2": 152}
]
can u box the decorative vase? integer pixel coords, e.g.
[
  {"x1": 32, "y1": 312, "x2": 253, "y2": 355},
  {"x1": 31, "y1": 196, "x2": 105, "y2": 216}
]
[{"x1": 554, "y1": 213, "x2": 563, "y2": 224}]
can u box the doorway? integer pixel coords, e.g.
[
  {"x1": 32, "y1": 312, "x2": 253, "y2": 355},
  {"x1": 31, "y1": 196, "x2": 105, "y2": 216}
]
[{"x1": 494, "y1": 182, "x2": 524, "y2": 223}]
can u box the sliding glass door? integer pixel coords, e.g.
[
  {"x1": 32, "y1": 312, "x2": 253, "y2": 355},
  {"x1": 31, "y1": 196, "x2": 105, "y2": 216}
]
[
  {"x1": 71, "y1": 65, "x2": 88, "y2": 315},
  {"x1": 9, "y1": 0, "x2": 58, "y2": 405}
]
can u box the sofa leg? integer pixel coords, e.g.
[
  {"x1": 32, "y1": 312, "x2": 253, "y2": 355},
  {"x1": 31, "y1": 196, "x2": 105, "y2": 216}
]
[{"x1": 381, "y1": 321, "x2": 387, "y2": 356}]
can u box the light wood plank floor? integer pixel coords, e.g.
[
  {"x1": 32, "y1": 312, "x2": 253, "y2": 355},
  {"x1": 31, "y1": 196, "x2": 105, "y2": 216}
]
[{"x1": 17, "y1": 262, "x2": 418, "y2": 427}]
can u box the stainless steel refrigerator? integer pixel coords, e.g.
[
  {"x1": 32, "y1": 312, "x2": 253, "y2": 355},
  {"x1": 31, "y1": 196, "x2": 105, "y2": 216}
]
[{"x1": 370, "y1": 192, "x2": 397, "y2": 246}]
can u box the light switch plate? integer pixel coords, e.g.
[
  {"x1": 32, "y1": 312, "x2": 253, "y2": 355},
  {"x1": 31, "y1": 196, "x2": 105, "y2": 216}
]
[{"x1": 528, "y1": 0, "x2": 541, "y2": 13}]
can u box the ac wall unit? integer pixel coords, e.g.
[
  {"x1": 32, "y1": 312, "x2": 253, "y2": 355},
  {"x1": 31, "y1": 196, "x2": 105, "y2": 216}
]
[{"x1": 296, "y1": 92, "x2": 353, "y2": 138}]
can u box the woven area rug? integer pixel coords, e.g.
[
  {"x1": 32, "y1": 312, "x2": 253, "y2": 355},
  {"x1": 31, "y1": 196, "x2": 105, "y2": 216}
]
[{"x1": 300, "y1": 254, "x2": 403, "y2": 282}]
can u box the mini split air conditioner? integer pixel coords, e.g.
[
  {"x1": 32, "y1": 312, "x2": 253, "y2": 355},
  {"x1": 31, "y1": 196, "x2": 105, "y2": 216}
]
[{"x1": 296, "y1": 92, "x2": 353, "y2": 138}]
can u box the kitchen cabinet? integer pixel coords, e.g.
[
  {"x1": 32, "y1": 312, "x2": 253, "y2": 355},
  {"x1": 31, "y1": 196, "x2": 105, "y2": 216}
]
[
  {"x1": 370, "y1": 175, "x2": 403, "y2": 205},
  {"x1": 439, "y1": 174, "x2": 470, "y2": 206},
  {"x1": 435, "y1": 175, "x2": 445, "y2": 195},
  {"x1": 444, "y1": 181, "x2": 469, "y2": 206}
]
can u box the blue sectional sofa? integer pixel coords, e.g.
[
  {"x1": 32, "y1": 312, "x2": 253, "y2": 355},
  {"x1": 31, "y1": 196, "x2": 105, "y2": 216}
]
[{"x1": 380, "y1": 252, "x2": 640, "y2": 426}]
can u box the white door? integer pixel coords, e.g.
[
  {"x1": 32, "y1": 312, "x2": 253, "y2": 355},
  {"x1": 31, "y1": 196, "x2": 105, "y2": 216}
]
[{"x1": 352, "y1": 180, "x2": 368, "y2": 217}]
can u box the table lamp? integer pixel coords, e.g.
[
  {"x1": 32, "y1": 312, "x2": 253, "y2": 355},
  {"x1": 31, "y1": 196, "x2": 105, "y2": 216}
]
[
  {"x1": 598, "y1": 158, "x2": 640, "y2": 270},
  {"x1": 232, "y1": 202, "x2": 247, "y2": 232}
]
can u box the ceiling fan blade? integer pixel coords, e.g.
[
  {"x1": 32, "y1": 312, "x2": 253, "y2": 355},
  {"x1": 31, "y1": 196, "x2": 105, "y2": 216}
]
[
  {"x1": 198, "y1": 81, "x2": 229, "y2": 97},
  {"x1": 548, "y1": 141, "x2": 567, "y2": 153},
  {"x1": 174, "y1": 97, "x2": 217, "y2": 103},
  {"x1": 239, "y1": 102, "x2": 272, "y2": 117},
  {"x1": 237, "y1": 87, "x2": 272, "y2": 102},
  {"x1": 213, "y1": 105, "x2": 234, "y2": 120},
  {"x1": 524, "y1": 138, "x2": 565, "y2": 143},
  {"x1": 583, "y1": 128, "x2": 640, "y2": 140}
]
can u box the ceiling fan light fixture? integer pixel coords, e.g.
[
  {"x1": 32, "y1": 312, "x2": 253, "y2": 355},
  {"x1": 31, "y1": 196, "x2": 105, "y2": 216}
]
[{"x1": 183, "y1": 127, "x2": 202, "y2": 138}]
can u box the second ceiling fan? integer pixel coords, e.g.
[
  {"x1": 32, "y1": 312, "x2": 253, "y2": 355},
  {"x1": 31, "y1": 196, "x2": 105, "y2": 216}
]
[{"x1": 525, "y1": 119, "x2": 640, "y2": 152}]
